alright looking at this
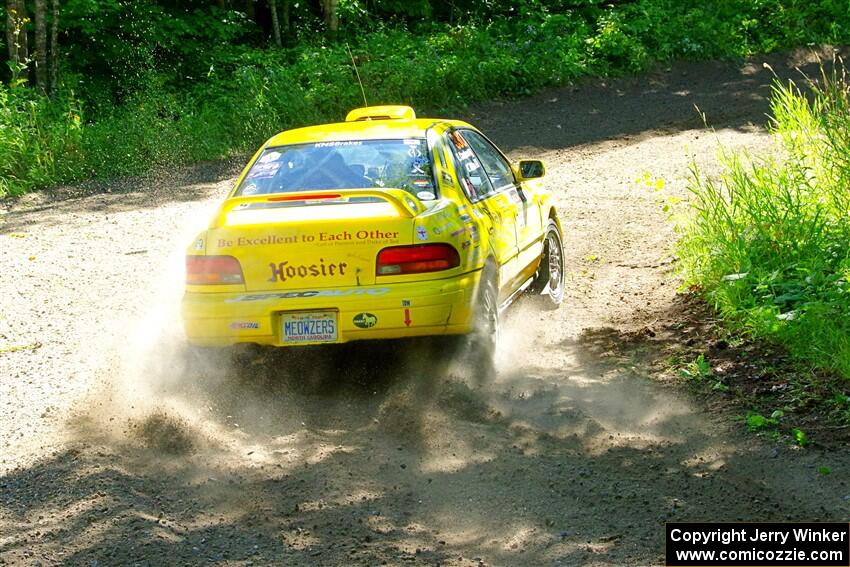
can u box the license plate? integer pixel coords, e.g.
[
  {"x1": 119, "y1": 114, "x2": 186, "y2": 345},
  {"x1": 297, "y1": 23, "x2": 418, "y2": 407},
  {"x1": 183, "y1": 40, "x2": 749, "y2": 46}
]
[{"x1": 281, "y1": 311, "x2": 338, "y2": 344}]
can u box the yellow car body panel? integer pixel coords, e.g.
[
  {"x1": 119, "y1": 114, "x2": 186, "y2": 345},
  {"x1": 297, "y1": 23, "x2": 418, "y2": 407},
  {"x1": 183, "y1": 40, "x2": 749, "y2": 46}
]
[{"x1": 182, "y1": 106, "x2": 558, "y2": 347}]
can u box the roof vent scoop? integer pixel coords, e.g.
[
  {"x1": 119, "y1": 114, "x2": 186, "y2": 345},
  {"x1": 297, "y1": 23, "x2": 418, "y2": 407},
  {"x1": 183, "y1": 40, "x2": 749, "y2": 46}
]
[{"x1": 345, "y1": 105, "x2": 416, "y2": 122}]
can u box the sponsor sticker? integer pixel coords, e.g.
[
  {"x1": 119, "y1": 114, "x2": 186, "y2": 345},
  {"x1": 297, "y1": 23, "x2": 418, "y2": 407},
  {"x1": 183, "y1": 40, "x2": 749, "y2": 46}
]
[
  {"x1": 217, "y1": 231, "x2": 398, "y2": 248},
  {"x1": 416, "y1": 226, "x2": 428, "y2": 241},
  {"x1": 225, "y1": 287, "x2": 391, "y2": 303},
  {"x1": 314, "y1": 141, "x2": 362, "y2": 147},
  {"x1": 353, "y1": 313, "x2": 378, "y2": 329},
  {"x1": 229, "y1": 321, "x2": 260, "y2": 330},
  {"x1": 268, "y1": 259, "x2": 349, "y2": 283}
]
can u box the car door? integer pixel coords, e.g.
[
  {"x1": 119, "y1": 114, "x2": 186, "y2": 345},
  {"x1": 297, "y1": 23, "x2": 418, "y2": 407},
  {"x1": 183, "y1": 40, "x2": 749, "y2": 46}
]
[
  {"x1": 461, "y1": 129, "x2": 544, "y2": 281},
  {"x1": 446, "y1": 129, "x2": 520, "y2": 293}
]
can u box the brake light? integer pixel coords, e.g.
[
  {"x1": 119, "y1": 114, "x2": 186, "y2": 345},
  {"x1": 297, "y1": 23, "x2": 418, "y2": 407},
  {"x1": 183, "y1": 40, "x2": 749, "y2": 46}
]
[
  {"x1": 186, "y1": 255, "x2": 245, "y2": 285},
  {"x1": 376, "y1": 244, "x2": 460, "y2": 275}
]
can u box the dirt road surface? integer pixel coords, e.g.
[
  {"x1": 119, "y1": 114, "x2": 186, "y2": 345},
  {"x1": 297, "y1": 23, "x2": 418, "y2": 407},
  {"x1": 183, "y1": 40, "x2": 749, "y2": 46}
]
[{"x1": 2, "y1": 50, "x2": 849, "y2": 566}]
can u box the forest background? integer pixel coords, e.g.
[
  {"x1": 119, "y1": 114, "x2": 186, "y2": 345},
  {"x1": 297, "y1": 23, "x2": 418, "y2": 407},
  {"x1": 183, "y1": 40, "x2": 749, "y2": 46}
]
[{"x1": 1, "y1": 0, "x2": 848, "y2": 197}]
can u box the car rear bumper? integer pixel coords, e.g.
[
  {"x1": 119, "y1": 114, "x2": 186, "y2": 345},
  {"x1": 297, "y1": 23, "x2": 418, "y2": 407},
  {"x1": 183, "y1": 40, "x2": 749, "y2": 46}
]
[{"x1": 181, "y1": 271, "x2": 482, "y2": 347}]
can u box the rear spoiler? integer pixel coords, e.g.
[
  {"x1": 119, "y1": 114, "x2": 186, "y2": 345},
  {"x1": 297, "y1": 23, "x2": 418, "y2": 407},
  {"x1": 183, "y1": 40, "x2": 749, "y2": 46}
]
[{"x1": 212, "y1": 189, "x2": 425, "y2": 227}]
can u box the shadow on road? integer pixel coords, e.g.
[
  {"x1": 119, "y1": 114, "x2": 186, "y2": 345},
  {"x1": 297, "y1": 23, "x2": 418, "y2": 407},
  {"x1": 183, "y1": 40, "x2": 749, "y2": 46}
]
[
  {"x1": 468, "y1": 47, "x2": 849, "y2": 154},
  {"x1": 2, "y1": 323, "x2": 846, "y2": 566}
]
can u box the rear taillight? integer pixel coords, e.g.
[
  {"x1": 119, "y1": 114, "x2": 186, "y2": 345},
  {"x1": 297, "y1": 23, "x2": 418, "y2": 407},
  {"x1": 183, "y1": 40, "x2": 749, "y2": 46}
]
[
  {"x1": 376, "y1": 244, "x2": 460, "y2": 275},
  {"x1": 186, "y1": 255, "x2": 245, "y2": 285}
]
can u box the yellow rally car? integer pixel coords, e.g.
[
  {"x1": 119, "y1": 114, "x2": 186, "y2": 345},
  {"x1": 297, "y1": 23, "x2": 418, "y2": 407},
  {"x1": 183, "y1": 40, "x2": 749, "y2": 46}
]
[{"x1": 182, "y1": 105, "x2": 563, "y2": 369}]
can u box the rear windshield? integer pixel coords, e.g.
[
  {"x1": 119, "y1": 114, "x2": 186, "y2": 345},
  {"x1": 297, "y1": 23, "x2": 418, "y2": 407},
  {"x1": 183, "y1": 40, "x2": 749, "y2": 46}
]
[{"x1": 236, "y1": 139, "x2": 436, "y2": 200}]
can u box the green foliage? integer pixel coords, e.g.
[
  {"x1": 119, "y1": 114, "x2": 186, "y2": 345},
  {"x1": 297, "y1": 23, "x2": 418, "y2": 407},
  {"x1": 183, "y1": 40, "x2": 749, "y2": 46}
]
[
  {"x1": 792, "y1": 428, "x2": 808, "y2": 446},
  {"x1": 2, "y1": 0, "x2": 850, "y2": 196},
  {"x1": 746, "y1": 413, "x2": 777, "y2": 430},
  {"x1": 679, "y1": 354, "x2": 712, "y2": 380},
  {"x1": 677, "y1": 64, "x2": 850, "y2": 381},
  {"x1": 0, "y1": 85, "x2": 83, "y2": 196}
]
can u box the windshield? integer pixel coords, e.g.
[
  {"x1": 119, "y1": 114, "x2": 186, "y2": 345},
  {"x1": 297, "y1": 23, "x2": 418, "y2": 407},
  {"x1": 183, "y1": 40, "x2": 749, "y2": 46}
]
[{"x1": 236, "y1": 138, "x2": 436, "y2": 200}]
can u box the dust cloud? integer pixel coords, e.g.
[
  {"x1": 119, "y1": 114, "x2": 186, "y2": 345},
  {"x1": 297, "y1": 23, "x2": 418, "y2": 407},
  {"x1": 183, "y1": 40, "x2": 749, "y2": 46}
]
[{"x1": 68, "y1": 218, "x2": 509, "y2": 468}]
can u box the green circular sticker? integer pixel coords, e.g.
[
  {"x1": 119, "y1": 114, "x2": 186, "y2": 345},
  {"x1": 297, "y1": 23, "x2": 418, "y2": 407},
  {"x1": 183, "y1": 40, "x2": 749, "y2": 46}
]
[{"x1": 353, "y1": 313, "x2": 377, "y2": 329}]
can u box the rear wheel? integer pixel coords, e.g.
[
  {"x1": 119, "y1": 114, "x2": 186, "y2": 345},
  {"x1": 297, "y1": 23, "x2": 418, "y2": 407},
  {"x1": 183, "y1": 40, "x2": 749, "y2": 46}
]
[
  {"x1": 462, "y1": 267, "x2": 499, "y2": 384},
  {"x1": 528, "y1": 219, "x2": 564, "y2": 309}
]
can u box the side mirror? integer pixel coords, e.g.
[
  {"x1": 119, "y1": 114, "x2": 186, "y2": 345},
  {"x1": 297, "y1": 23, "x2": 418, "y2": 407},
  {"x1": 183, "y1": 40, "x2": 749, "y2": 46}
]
[{"x1": 515, "y1": 160, "x2": 545, "y2": 182}]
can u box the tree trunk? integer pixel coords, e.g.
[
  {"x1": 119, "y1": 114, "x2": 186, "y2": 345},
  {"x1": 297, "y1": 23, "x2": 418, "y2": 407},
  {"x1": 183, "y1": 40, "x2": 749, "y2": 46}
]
[
  {"x1": 49, "y1": 0, "x2": 59, "y2": 96},
  {"x1": 34, "y1": 0, "x2": 47, "y2": 92},
  {"x1": 5, "y1": 0, "x2": 18, "y2": 67},
  {"x1": 269, "y1": 0, "x2": 281, "y2": 47},
  {"x1": 281, "y1": 0, "x2": 289, "y2": 33},
  {"x1": 244, "y1": 0, "x2": 255, "y2": 20},
  {"x1": 15, "y1": 0, "x2": 27, "y2": 64},
  {"x1": 322, "y1": 0, "x2": 338, "y2": 34}
]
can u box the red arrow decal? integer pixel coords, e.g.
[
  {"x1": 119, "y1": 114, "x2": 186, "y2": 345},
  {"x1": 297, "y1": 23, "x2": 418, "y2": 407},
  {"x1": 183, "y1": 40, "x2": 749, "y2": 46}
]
[{"x1": 403, "y1": 308, "x2": 411, "y2": 327}]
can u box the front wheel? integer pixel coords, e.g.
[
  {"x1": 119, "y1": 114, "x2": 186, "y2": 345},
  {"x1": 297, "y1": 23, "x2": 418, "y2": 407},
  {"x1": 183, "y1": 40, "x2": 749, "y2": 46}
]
[{"x1": 528, "y1": 219, "x2": 565, "y2": 309}]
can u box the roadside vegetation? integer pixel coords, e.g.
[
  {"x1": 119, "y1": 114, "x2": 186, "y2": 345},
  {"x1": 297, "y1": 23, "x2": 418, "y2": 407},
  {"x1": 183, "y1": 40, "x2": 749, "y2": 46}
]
[
  {"x1": 677, "y1": 62, "x2": 850, "y2": 410},
  {"x1": 1, "y1": 0, "x2": 849, "y2": 196}
]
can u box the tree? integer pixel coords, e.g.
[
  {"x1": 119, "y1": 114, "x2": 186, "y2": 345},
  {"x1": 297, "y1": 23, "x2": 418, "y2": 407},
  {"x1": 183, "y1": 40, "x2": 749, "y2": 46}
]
[
  {"x1": 5, "y1": 0, "x2": 27, "y2": 70},
  {"x1": 5, "y1": 0, "x2": 19, "y2": 67},
  {"x1": 49, "y1": 0, "x2": 59, "y2": 96},
  {"x1": 34, "y1": 0, "x2": 48, "y2": 92},
  {"x1": 320, "y1": 0, "x2": 338, "y2": 34},
  {"x1": 269, "y1": 0, "x2": 281, "y2": 47},
  {"x1": 14, "y1": 0, "x2": 27, "y2": 63},
  {"x1": 280, "y1": 0, "x2": 290, "y2": 34}
]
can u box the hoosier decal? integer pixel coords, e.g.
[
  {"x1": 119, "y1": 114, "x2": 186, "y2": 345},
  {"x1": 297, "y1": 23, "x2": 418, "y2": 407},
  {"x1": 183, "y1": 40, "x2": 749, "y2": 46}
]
[{"x1": 268, "y1": 259, "x2": 348, "y2": 283}]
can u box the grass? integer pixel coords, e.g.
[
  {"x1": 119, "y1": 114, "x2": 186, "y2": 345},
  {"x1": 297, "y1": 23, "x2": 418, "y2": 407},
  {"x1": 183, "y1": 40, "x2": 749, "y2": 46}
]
[{"x1": 677, "y1": 61, "x2": 850, "y2": 381}]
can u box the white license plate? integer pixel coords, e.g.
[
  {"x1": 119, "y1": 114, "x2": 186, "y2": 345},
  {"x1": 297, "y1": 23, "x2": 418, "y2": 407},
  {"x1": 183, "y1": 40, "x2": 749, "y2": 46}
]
[{"x1": 281, "y1": 311, "x2": 338, "y2": 344}]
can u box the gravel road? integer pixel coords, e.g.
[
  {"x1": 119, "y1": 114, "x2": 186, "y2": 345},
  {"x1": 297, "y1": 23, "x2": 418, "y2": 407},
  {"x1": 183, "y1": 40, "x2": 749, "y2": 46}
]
[{"x1": 2, "y1": 48, "x2": 849, "y2": 566}]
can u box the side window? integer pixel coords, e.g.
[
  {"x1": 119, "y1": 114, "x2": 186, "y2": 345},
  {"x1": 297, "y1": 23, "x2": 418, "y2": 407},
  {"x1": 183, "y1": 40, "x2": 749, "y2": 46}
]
[
  {"x1": 446, "y1": 130, "x2": 494, "y2": 200},
  {"x1": 461, "y1": 130, "x2": 515, "y2": 192}
]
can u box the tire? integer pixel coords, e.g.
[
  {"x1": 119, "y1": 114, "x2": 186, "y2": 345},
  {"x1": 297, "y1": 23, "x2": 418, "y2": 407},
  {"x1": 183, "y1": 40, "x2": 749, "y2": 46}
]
[
  {"x1": 463, "y1": 267, "x2": 499, "y2": 384},
  {"x1": 528, "y1": 219, "x2": 565, "y2": 309}
]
